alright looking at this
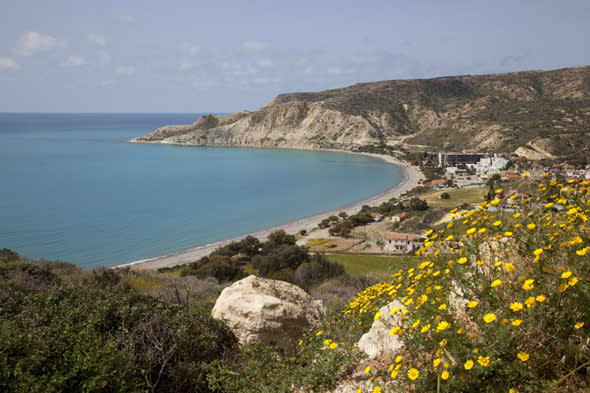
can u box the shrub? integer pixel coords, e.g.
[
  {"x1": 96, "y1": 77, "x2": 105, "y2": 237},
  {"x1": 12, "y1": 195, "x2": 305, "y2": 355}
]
[{"x1": 320, "y1": 175, "x2": 590, "y2": 393}]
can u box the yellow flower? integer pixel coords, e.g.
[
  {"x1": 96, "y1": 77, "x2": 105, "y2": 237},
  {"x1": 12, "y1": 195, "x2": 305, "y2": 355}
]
[
  {"x1": 315, "y1": 330, "x2": 323, "y2": 336},
  {"x1": 504, "y1": 263, "x2": 515, "y2": 273},
  {"x1": 493, "y1": 220, "x2": 502, "y2": 226},
  {"x1": 329, "y1": 342, "x2": 338, "y2": 349},
  {"x1": 407, "y1": 367, "x2": 419, "y2": 380},
  {"x1": 483, "y1": 313, "x2": 497, "y2": 323},
  {"x1": 521, "y1": 172, "x2": 529, "y2": 178},
  {"x1": 464, "y1": 360, "x2": 474, "y2": 370},
  {"x1": 513, "y1": 212, "x2": 521, "y2": 218},
  {"x1": 467, "y1": 300, "x2": 478, "y2": 308},
  {"x1": 412, "y1": 319, "x2": 421, "y2": 328},
  {"x1": 466, "y1": 227, "x2": 476, "y2": 234},
  {"x1": 439, "y1": 304, "x2": 447, "y2": 310},
  {"x1": 545, "y1": 202, "x2": 554, "y2": 208},
  {"x1": 495, "y1": 188, "x2": 504, "y2": 194},
  {"x1": 478, "y1": 228, "x2": 486, "y2": 234},
  {"x1": 440, "y1": 338, "x2": 448, "y2": 347},
  {"x1": 512, "y1": 319, "x2": 522, "y2": 326},
  {"x1": 441, "y1": 370, "x2": 450, "y2": 380},
  {"x1": 561, "y1": 271, "x2": 573, "y2": 279},
  {"x1": 525, "y1": 297, "x2": 536, "y2": 308},
  {"x1": 569, "y1": 276, "x2": 579, "y2": 286},
  {"x1": 577, "y1": 248, "x2": 588, "y2": 256},
  {"x1": 517, "y1": 352, "x2": 529, "y2": 362},
  {"x1": 522, "y1": 279, "x2": 534, "y2": 291},
  {"x1": 395, "y1": 355, "x2": 403, "y2": 363},
  {"x1": 527, "y1": 223, "x2": 536, "y2": 230},
  {"x1": 575, "y1": 322, "x2": 584, "y2": 329},
  {"x1": 323, "y1": 339, "x2": 332, "y2": 346},
  {"x1": 374, "y1": 311, "x2": 382, "y2": 321},
  {"x1": 477, "y1": 356, "x2": 490, "y2": 367},
  {"x1": 559, "y1": 283, "x2": 569, "y2": 293},
  {"x1": 458, "y1": 257, "x2": 468, "y2": 264},
  {"x1": 364, "y1": 365, "x2": 371, "y2": 374},
  {"x1": 491, "y1": 279, "x2": 502, "y2": 288},
  {"x1": 491, "y1": 199, "x2": 501, "y2": 205},
  {"x1": 372, "y1": 387, "x2": 381, "y2": 393},
  {"x1": 436, "y1": 321, "x2": 451, "y2": 331},
  {"x1": 390, "y1": 370, "x2": 398, "y2": 379},
  {"x1": 533, "y1": 248, "x2": 543, "y2": 256},
  {"x1": 433, "y1": 358, "x2": 441, "y2": 367},
  {"x1": 570, "y1": 236, "x2": 583, "y2": 246},
  {"x1": 420, "y1": 324, "x2": 431, "y2": 333},
  {"x1": 535, "y1": 295, "x2": 546, "y2": 303},
  {"x1": 504, "y1": 231, "x2": 513, "y2": 237}
]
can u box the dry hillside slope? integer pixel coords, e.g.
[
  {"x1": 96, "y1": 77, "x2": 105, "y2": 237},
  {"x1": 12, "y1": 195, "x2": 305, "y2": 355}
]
[{"x1": 132, "y1": 66, "x2": 590, "y2": 158}]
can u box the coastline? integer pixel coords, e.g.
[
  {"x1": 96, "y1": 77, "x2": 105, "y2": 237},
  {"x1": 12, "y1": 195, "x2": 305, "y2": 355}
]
[{"x1": 117, "y1": 151, "x2": 424, "y2": 270}]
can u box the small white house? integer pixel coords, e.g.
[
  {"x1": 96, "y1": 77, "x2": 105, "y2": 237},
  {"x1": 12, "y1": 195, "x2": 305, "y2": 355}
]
[{"x1": 383, "y1": 232, "x2": 423, "y2": 254}]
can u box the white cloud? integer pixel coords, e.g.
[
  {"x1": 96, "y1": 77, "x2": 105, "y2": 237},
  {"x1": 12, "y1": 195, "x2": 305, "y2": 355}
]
[
  {"x1": 179, "y1": 61, "x2": 193, "y2": 71},
  {"x1": 254, "y1": 77, "x2": 279, "y2": 84},
  {"x1": 349, "y1": 55, "x2": 378, "y2": 64},
  {"x1": 236, "y1": 40, "x2": 268, "y2": 54},
  {"x1": 180, "y1": 42, "x2": 200, "y2": 56},
  {"x1": 115, "y1": 65, "x2": 136, "y2": 75},
  {"x1": 16, "y1": 32, "x2": 65, "y2": 56},
  {"x1": 192, "y1": 78, "x2": 216, "y2": 90},
  {"x1": 111, "y1": 13, "x2": 134, "y2": 25},
  {"x1": 221, "y1": 62, "x2": 257, "y2": 78},
  {"x1": 88, "y1": 33, "x2": 106, "y2": 47},
  {"x1": 327, "y1": 66, "x2": 354, "y2": 75},
  {"x1": 98, "y1": 51, "x2": 111, "y2": 65},
  {"x1": 303, "y1": 66, "x2": 313, "y2": 75},
  {"x1": 101, "y1": 80, "x2": 114, "y2": 87},
  {"x1": 0, "y1": 57, "x2": 19, "y2": 70},
  {"x1": 62, "y1": 55, "x2": 86, "y2": 67},
  {"x1": 256, "y1": 58, "x2": 273, "y2": 68}
]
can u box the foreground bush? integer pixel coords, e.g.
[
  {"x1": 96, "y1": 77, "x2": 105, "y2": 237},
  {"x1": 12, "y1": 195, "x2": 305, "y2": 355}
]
[
  {"x1": 317, "y1": 176, "x2": 589, "y2": 392},
  {"x1": 0, "y1": 280, "x2": 237, "y2": 393}
]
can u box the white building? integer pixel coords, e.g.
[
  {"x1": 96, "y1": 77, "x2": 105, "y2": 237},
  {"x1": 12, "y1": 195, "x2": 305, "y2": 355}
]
[{"x1": 475, "y1": 155, "x2": 508, "y2": 174}]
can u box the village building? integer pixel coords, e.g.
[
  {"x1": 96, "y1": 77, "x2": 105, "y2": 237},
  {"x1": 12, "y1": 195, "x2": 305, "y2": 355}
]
[{"x1": 383, "y1": 232, "x2": 423, "y2": 254}]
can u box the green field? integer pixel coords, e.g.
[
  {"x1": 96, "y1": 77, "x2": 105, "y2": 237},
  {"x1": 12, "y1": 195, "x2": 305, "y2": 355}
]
[
  {"x1": 421, "y1": 187, "x2": 487, "y2": 209},
  {"x1": 325, "y1": 253, "x2": 420, "y2": 277}
]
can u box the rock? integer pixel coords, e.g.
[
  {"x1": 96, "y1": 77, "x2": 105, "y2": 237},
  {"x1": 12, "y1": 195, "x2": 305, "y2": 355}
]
[
  {"x1": 212, "y1": 275, "x2": 325, "y2": 347},
  {"x1": 357, "y1": 300, "x2": 404, "y2": 359}
]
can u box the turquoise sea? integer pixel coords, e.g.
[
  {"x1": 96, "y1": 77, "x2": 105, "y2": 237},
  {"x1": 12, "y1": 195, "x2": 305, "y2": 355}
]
[{"x1": 0, "y1": 113, "x2": 402, "y2": 268}]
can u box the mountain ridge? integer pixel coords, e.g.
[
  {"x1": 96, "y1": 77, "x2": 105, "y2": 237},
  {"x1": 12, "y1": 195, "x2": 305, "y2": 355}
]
[{"x1": 132, "y1": 66, "x2": 590, "y2": 159}]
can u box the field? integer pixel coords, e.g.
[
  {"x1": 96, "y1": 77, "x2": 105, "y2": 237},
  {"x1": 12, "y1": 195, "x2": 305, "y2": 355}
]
[
  {"x1": 325, "y1": 253, "x2": 420, "y2": 277},
  {"x1": 421, "y1": 186, "x2": 487, "y2": 209}
]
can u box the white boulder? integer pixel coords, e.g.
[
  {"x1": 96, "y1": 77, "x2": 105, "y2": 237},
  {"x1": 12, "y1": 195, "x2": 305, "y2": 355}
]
[
  {"x1": 357, "y1": 300, "x2": 405, "y2": 359},
  {"x1": 212, "y1": 275, "x2": 325, "y2": 347}
]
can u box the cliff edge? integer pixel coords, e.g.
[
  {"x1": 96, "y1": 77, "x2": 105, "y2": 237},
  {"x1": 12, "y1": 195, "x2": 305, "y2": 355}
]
[{"x1": 132, "y1": 66, "x2": 590, "y2": 158}]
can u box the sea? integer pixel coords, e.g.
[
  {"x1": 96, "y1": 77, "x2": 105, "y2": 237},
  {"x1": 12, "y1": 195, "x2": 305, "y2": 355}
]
[{"x1": 0, "y1": 113, "x2": 403, "y2": 269}]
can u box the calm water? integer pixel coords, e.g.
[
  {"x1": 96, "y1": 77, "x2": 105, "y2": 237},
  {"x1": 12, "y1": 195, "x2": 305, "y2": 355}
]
[{"x1": 0, "y1": 113, "x2": 402, "y2": 268}]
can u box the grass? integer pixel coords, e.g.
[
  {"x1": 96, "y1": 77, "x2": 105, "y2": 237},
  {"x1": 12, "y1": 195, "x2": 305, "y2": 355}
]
[
  {"x1": 421, "y1": 186, "x2": 487, "y2": 209},
  {"x1": 325, "y1": 253, "x2": 420, "y2": 277}
]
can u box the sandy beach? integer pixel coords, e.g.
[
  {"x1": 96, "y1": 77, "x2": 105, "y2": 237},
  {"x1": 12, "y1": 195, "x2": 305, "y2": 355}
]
[{"x1": 118, "y1": 152, "x2": 424, "y2": 270}]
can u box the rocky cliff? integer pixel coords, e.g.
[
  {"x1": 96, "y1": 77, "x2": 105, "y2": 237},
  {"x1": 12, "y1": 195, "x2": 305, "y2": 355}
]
[{"x1": 132, "y1": 66, "x2": 590, "y2": 159}]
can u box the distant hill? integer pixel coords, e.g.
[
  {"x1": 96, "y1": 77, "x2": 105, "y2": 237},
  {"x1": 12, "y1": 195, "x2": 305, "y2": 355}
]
[{"x1": 132, "y1": 66, "x2": 590, "y2": 159}]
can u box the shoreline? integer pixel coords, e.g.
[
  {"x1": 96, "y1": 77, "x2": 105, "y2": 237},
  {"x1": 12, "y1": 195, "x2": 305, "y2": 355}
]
[{"x1": 117, "y1": 150, "x2": 424, "y2": 271}]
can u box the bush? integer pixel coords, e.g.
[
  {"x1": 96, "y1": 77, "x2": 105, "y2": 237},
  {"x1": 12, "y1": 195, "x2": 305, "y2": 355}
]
[
  {"x1": 330, "y1": 176, "x2": 590, "y2": 393},
  {"x1": 0, "y1": 283, "x2": 238, "y2": 393}
]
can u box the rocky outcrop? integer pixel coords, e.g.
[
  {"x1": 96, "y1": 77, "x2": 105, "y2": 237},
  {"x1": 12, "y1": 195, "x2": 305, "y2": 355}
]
[
  {"x1": 211, "y1": 275, "x2": 325, "y2": 348},
  {"x1": 132, "y1": 66, "x2": 590, "y2": 158},
  {"x1": 357, "y1": 300, "x2": 404, "y2": 359}
]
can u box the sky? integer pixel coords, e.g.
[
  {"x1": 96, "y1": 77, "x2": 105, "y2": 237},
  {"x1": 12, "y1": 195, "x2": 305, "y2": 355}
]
[{"x1": 0, "y1": 0, "x2": 589, "y2": 113}]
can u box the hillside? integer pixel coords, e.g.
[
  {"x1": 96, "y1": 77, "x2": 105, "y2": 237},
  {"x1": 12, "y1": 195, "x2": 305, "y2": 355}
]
[{"x1": 132, "y1": 66, "x2": 590, "y2": 159}]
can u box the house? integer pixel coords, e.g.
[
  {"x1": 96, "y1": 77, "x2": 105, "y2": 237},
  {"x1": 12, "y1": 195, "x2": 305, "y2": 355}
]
[
  {"x1": 370, "y1": 213, "x2": 383, "y2": 222},
  {"x1": 425, "y1": 179, "x2": 448, "y2": 189},
  {"x1": 438, "y1": 152, "x2": 485, "y2": 167},
  {"x1": 383, "y1": 232, "x2": 423, "y2": 254},
  {"x1": 389, "y1": 213, "x2": 405, "y2": 223}
]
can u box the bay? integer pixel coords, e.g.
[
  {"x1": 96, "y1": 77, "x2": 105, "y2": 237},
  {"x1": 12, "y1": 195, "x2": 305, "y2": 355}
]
[{"x1": 0, "y1": 113, "x2": 402, "y2": 268}]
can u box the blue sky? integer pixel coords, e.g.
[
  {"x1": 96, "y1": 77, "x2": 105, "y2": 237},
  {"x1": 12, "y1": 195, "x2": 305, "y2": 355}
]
[{"x1": 1, "y1": 0, "x2": 589, "y2": 113}]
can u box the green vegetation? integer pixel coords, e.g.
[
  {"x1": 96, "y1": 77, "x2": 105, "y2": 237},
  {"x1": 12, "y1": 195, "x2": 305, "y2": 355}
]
[
  {"x1": 325, "y1": 253, "x2": 420, "y2": 276},
  {"x1": 422, "y1": 186, "x2": 487, "y2": 209},
  {"x1": 0, "y1": 252, "x2": 237, "y2": 393}
]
